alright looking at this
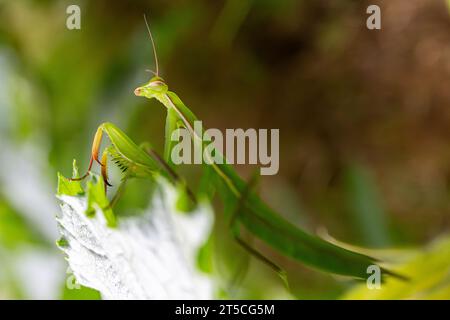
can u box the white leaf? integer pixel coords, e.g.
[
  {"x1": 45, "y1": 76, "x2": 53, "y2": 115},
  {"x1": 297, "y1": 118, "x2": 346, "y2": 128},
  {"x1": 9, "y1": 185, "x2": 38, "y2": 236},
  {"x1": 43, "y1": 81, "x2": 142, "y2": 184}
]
[{"x1": 56, "y1": 179, "x2": 214, "y2": 299}]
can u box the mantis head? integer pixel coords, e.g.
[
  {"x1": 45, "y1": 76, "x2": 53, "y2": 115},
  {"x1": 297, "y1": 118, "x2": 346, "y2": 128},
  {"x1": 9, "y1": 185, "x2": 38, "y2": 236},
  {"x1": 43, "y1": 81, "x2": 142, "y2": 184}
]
[{"x1": 134, "y1": 76, "x2": 168, "y2": 99}]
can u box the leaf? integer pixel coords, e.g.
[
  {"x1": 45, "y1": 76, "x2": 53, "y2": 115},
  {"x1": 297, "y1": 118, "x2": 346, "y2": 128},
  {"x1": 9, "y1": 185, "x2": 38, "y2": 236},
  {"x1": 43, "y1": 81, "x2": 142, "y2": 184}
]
[
  {"x1": 62, "y1": 284, "x2": 101, "y2": 300},
  {"x1": 56, "y1": 173, "x2": 214, "y2": 299},
  {"x1": 57, "y1": 160, "x2": 84, "y2": 197},
  {"x1": 342, "y1": 236, "x2": 450, "y2": 299},
  {"x1": 85, "y1": 175, "x2": 116, "y2": 228}
]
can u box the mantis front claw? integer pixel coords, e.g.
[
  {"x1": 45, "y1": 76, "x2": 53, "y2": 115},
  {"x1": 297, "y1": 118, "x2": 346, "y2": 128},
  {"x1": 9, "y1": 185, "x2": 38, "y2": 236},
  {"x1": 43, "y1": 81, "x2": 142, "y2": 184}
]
[{"x1": 70, "y1": 125, "x2": 112, "y2": 192}]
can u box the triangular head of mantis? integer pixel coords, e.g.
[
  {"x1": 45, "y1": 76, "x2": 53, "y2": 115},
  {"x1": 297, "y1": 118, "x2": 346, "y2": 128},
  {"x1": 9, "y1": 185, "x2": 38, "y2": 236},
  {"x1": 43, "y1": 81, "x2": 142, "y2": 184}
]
[{"x1": 134, "y1": 76, "x2": 168, "y2": 98}]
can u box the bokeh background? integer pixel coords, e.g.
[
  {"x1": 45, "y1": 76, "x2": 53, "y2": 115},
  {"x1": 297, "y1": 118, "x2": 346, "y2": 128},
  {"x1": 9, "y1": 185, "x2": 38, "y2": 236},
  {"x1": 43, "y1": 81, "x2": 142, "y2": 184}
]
[{"x1": 0, "y1": 0, "x2": 449, "y2": 299}]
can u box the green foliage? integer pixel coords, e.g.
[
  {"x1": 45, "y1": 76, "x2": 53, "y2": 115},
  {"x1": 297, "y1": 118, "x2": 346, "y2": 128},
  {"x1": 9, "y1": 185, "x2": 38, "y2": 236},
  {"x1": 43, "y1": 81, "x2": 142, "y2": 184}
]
[
  {"x1": 343, "y1": 165, "x2": 391, "y2": 247},
  {"x1": 175, "y1": 184, "x2": 196, "y2": 212},
  {"x1": 343, "y1": 236, "x2": 450, "y2": 299},
  {"x1": 0, "y1": 201, "x2": 45, "y2": 249},
  {"x1": 197, "y1": 235, "x2": 214, "y2": 274},
  {"x1": 62, "y1": 285, "x2": 101, "y2": 300},
  {"x1": 57, "y1": 160, "x2": 84, "y2": 197},
  {"x1": 86, "y1": 176, "x2": 116, "y2": 228}
]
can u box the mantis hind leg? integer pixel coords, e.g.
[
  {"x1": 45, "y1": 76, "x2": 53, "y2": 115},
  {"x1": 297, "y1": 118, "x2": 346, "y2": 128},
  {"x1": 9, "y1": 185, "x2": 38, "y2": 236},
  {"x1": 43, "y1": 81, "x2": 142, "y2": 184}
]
[
  {"x1": 230, "y1": 219, "x2": 290, "y2": 291},
  {"x1": 228, "y1": 174, "x2": 290, "y2": 290}
]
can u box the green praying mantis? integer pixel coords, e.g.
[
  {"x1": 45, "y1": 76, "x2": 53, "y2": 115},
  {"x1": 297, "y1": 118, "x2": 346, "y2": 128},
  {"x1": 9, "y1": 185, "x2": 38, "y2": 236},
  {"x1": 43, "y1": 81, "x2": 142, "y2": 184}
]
[{"x1": 70, "y1": 16, "x2": 406, "y2": 282}]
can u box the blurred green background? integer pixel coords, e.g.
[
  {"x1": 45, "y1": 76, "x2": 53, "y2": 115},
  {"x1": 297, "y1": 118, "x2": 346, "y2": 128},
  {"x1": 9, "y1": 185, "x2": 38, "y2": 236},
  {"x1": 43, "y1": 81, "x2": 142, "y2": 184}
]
[{"x1": 0, "y1": 0, "x2": 450, "y2": 299}]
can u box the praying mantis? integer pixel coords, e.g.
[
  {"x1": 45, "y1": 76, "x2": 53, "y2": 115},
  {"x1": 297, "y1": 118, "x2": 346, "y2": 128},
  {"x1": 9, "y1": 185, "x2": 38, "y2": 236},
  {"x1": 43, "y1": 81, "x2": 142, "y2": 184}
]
[{"x1": 70, "y1": 16, "x2": 405, "y2": 282}]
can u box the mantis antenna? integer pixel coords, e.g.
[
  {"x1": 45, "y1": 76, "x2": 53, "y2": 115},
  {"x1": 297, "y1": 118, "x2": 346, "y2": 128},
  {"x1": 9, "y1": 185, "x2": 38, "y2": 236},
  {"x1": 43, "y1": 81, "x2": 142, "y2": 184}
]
[{"x1": 143, "y1": 14, "x2": 159, "y2": 77}]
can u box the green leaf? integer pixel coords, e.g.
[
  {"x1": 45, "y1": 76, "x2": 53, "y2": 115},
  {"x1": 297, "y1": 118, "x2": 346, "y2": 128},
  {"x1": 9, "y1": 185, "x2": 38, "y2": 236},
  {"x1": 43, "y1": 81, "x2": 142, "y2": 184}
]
[
  {"x1": 57, "y1": 160, "x2": 84, "y2": 196},
  {"x1": 343, "y1": 236, "x2": 450, "y2": 299},
  {"x1": 62, "y1": 284, "x2": 101, "y2": 300},
  {"x1": 85, "y1": 175, "x2": 116, "y2": 228},
  {"x1": 175, "y1": 183, "x2": 196, "y2": 213},
  {"x1": 197, "y1": 235, "x2": 214, "y2": 274},
  {"x1": 56, "y1": 237, "x2": 69, "y2": 248}
]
